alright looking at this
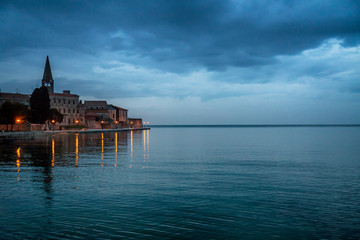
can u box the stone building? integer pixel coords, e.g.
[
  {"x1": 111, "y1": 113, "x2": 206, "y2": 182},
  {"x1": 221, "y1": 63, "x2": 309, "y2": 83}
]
[
  {"x1": 0, "y1": 92, "x2": 30, "y2": 106},
  {"x1": 1, "y1": 56, "x2": 140, "y2": 129},
  {"x1": 84, "y1": 101, "x2": 110, "y2": 129},
  {"x1": 128, "y1": 118, "x2": 143, "y2": 128},
  {"x1": 41, "y1": 56, "x2": 85, "y2": 126},
  {"x1": 109, "y1": 105, "x2": 128, "y2": 127},
  {"x1": 84, "y1": 101, "x2": 129, "y2": 128},
  {"x1": 49, "y1": 91, "x2": 85, "y2": 126}
]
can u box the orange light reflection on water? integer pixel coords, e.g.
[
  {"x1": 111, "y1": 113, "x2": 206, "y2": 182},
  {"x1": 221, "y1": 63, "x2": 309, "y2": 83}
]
[
  {"x1": 130, "y1": 130, "x2": 133, "y2": 168},
  {"x1": 101, "y1": 133, "x2": 104, "y2": 167},
  {"x1": 147, "y1": 129, "x2": 150, "y2": 159},
  {"x1": 16, "y1": 147, "x2": 21, "y2": 174},
  {"x1": 143, "y1": 130, "x2": 146, "y2": 160},
  {"x1": 51, "y1": 137, "x2": 55, "y2": 167},
  {"x1": 75, "y1": 133, "x2": 79, "y2": 167},
  {"x1": 115, "y1": 132, "x2": 118, "y2": 167}
]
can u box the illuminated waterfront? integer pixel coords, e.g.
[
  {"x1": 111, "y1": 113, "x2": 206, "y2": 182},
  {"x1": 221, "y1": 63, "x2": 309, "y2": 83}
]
[{"x1": 1, "y1": 127, "x2": 360, "y2": 239}]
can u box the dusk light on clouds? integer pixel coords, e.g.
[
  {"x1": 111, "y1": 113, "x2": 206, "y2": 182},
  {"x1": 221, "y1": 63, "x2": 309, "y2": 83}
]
[{"x1": 1, "y1": 0, "x2": 360, "y2": 124}]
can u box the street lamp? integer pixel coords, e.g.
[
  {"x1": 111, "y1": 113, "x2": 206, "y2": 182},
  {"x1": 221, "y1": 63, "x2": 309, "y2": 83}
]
[
  {"x1": 51, "y1": 119, "x2": 55, "y2": 131},
  {"x1": 75, "y1": 120, "x2": 79, "y2": 124}
]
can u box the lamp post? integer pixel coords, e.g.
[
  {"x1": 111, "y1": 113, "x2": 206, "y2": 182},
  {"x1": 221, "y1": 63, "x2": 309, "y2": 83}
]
[
  {"x1": 16, "y1": 118, "x2": 21, "y2": 131},
  {"x1": 51, "y1": 119, "x2": 55, "y2": 131}
]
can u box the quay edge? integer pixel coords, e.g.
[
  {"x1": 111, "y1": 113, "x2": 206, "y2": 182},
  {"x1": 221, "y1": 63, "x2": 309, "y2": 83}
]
[{"x1": 0, "y1": 127, "x2": 150, "y2": 137}]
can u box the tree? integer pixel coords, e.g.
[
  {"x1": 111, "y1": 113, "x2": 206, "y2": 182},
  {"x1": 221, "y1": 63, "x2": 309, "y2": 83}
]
[
  {"x1": 28, "y1": 86, "x2": 50, "y2": 123},
  {"x1": 0, "y1": 101, "x2": 29, "y2": 131},
  {"x1": 48, "y1": 108, "x2": 63, "y2": 123},
  {"x1": 0, "y1": 101, "x2": 14, "y2": 131}
]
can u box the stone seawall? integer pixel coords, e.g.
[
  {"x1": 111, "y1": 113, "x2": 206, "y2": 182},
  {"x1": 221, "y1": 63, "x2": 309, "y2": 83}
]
[{"x1": 1, "y1": 128, "x2": 151, "y2": 137}]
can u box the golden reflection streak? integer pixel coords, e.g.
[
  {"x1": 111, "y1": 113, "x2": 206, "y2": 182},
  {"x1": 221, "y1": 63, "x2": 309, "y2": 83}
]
[
  {"x1": 16, "y1": 147, "x2": 21, "y2": 158},
  {"x1": 51, "y1": 137, "x2": 55, "y2": 167},
  {"x1": 147, "y1": 129, "x2": 150, "y2": 159},
  {"x1": 16, "y1": 147, "x2": 21, "y2": 175},
  {"x1": 75, "y1": 133, "x2": 79, "y2": 167},
  {"x1": 115, "y1": 132, "x2": 118, "y2": 167},
  {"x1": 101, "y1": 133, "x2": 104, "y2": 167},
  {"x1": 143, "y1": 130, "x2": 146, "y2": 160},
  {"x1": 130, "y1": 130, "x2": 133, "y2": 168}
]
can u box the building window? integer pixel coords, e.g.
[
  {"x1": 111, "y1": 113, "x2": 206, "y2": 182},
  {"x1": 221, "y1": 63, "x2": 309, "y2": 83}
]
[
  {"x1": 58, "y1": 99, "x2": 60, "y2": 103},
  {"x1": 53, "y1": 99, "x2": 56, "y2": 103},
  {"x1": 73, "y1": 109, "x2": 75, "y2": 113},
  {"x1": 68, "y1": 109, "x2": 70, "y2": 113},
  {"x1": 73, "y1": 100, "x2": 75, "y2": 104},
  {"x1": 63, "y1": 99, "x2": 65, "y2": 104}
]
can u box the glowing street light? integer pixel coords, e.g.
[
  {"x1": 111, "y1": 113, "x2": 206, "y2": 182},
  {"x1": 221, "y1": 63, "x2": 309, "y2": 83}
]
[
  {"x1": 51, "y1": 119, "x2": 55, "y2": 124},
  {"x1": 16, "y1": 118, "x2": 21, "y2": 124},
  {"x1": 75, "y1": 119, "x2": 79, "y2": 124}
]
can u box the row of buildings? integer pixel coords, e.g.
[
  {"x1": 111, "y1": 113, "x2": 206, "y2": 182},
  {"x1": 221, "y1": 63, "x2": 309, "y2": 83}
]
[{"x1": 0, "y1": 56, "x2": 143, "y2": 130}]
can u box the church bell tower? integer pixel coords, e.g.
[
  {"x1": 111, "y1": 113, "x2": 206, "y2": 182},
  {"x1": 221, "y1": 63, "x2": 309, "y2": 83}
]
[{"x1": 41, "y1": 56, "x2": 54, "y2": 93}]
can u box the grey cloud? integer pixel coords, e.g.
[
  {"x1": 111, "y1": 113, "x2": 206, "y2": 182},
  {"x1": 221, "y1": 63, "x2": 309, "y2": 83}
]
[{"x1": 1, "y1": 0, "x2": 359, "y2": 72}]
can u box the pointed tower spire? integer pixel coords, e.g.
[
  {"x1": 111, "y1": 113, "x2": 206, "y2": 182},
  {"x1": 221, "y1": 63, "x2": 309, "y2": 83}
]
[{"x1": 41, "y1": 56, "x2": 54, "y2": 93}]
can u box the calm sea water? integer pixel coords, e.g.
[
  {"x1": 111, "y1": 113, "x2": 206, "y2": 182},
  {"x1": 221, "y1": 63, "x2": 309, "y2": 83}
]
[{"x1": 1, "y1": 127, "x2": 360, "y2": 239}]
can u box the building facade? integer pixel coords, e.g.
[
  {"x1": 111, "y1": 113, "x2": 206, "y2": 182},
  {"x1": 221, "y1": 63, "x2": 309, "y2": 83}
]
[
  {"x1": 41, "y1": 56, "x2": 85, "y2": 126},
  {"x1": 50, "y1": 91, "x2": 85, "y2": 126},
  {"x1": 84, "y1": 101, "x2": 129, "y2": 128},
  {"x1": 128, "y1": 118, "x2": 143, "y2": 128},
  {"x1": 1, "y1": 56, "x2": 140, "y2": 129},
  {"x1": 0, "y1": 93, "x2": 30, "y2": 106}
]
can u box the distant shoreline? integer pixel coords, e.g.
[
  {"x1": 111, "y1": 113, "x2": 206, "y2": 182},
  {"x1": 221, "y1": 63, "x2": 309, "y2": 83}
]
[{"x1": 150, "y1": 124, "x2": 360, "y2": 128}]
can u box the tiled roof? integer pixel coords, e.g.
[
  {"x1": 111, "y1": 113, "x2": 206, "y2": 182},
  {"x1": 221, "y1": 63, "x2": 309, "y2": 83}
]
[
  {"x1": 0, "y1": 93, "x2": 30, "y2": 99},
  {"x1": 50, "y1": 93, "x2": 79, "y2": 97},
  {"x1": 84, "y1": 100, "x2": 108, "y2": 106}
]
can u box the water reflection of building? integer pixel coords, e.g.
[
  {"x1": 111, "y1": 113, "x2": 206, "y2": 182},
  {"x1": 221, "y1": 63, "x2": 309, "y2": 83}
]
[
  {"x1": 0, "y1": 126, "x2": 150, "y2": 170},
  {"x1": 129, "y1": 130, "x2": 150, "y2": 169}
]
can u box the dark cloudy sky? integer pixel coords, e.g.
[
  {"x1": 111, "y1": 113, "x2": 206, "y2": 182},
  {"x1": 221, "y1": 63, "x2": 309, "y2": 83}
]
[{"x1": 1, "y1": 0, "x2": 360, "y2": 124}]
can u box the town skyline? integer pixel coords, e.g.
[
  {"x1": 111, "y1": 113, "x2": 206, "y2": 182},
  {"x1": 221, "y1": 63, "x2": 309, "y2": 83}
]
[{"x1": 1, "y1": 1, "x2": 360, "y2": 124}]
